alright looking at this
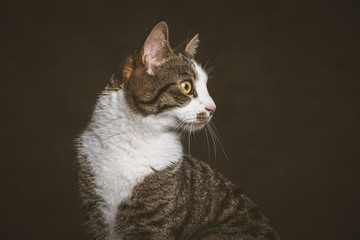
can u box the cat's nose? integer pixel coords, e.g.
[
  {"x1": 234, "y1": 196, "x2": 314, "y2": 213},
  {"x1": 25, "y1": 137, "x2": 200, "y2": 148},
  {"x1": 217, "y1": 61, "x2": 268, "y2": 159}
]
[{"x1": 205, "y1": 106, "x2": 216, "y2": 116}]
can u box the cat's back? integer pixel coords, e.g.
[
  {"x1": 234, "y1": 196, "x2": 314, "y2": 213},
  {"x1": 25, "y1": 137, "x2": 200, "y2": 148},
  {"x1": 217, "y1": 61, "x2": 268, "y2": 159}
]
[{"x1": 115, "y1": 156, "x2": 279, "y2": 240}]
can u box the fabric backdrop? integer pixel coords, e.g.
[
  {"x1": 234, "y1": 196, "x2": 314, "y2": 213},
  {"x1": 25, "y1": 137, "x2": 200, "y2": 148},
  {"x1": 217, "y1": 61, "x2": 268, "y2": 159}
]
[{"x1": 1, "y1": 1, "x2": 359, "y2": 239}]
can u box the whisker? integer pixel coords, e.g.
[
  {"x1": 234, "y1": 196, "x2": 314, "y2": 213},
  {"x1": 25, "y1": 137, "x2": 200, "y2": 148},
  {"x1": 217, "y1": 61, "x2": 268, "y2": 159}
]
[
  {"x1": 172, "y1": 122, "x2": 182, "y2": 133},
  {"x1": 206, "y1": 124, "x2": 218, "y2": 164},
  {"x1": 179, "y1": 121, "x2": 188, "y2": 138},
  {"x1": 204, "y1": 124, "x2": 211, "y2": 162},
  {"x1": 187, "y1": 123, "x2": 193, "y2": 155},
  {"x1": 206, "y1": 66, "x2": 214, "y2": 74},
  {"x1": 204, "y1": 57, "x2": 212, "y2": 70},
  {"x1": 172, "y1": 120, "x2": 186, "y2": 133},
  {"x1": 209, "y1": 121, "x2": 230, "y2": 163}
]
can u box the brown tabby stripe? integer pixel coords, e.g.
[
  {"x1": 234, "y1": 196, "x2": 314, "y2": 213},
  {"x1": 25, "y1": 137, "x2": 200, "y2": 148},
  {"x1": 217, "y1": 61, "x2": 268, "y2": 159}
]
[
  {"x1": 136, "y1": 83, "x2": 177, "y2": 104},
  {"x1": 131, "y1": 94, "x2": 184, "y2": 116},
  {"x1": 105, "y1": 75, "x2": 122, "y2": 92},
  {"x1": 128, "y1": 81, "x2": 190, "y2": 115},
  {"x1": 114, "y1": 48, "x2": 198, "y2": 116},
  {"x1": 77, "y1": 154, "x2": 109, "y2": 239},
  {"x1": 114, "y1": 156, "x2": 280, "y2": 240}
]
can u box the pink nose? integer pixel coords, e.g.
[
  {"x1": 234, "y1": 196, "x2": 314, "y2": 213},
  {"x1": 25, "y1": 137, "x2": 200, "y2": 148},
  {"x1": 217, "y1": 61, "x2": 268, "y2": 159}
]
[{"x1": 205, "y1": 106, "x2": 216, "y2": 116}]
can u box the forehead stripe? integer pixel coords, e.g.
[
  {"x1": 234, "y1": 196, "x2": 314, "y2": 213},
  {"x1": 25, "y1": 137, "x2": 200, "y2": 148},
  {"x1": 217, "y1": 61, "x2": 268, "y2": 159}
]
[
  {"x1": 130, "y1": 82, "x2": 190, "y2": 115},
  {"x1": 137, "y1": 83, "x2": 176, "y2": 105},
  {"x1": 157, "y1": 103, "x2": 182, "y2": 113}
]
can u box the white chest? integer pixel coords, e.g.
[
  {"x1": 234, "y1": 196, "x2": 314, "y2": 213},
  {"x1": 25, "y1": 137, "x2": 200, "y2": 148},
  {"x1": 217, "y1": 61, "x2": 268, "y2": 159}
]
[{"x1": 78, "y1": 90, "x2": 182, "y2": 236}]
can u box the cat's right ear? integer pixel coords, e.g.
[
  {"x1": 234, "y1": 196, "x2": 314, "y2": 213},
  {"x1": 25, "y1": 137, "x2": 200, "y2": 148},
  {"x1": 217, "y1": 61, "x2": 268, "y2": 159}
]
[
  {"x1": 141, "y1": 21, "x2": 172, "y2": 75},
  {"x1": 185, "y1": 34, "x2": 200, "y2": 58}
]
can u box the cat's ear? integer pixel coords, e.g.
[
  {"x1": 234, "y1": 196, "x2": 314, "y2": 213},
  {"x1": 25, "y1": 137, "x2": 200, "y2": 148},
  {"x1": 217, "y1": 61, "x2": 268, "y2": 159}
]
[
  {"x1": 142, "y1": 21, "x2": 172, "y2": 75},
  {"x1": 185, "y1": 34, "x2": 199, "y2": 58}
]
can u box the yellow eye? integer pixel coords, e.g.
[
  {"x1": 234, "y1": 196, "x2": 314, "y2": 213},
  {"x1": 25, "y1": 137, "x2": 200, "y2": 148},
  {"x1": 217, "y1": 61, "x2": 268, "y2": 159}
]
[{"x1": 180, "y1": 81, "x2": 192, "y2": 94}]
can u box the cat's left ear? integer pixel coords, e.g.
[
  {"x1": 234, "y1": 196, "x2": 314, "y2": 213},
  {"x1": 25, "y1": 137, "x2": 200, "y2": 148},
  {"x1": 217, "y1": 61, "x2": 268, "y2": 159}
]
[
  {"x1": 185, "y1": 34, "x2": 199, "y2": 58},
  {"x1": 142, "y1": 21, "x2": 172, "y2": 75}
]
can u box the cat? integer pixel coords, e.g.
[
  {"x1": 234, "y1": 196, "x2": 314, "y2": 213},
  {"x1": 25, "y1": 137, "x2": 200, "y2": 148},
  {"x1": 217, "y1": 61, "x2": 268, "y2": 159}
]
[{"x1": 77, "y1": 21, "x2": 280, "y2": 240}]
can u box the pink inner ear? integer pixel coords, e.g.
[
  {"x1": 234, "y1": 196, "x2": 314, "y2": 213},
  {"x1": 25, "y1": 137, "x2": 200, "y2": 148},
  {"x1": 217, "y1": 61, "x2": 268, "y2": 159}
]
[
  {"x1": 142, "y1": 22, "x2": 170, "y2": 74},
  {"x1": 144, "y1": 34, "x2": 165, "y2": 64},
  {"x1": 143, "y1": 22, "x2": 170, "y2": 63}
]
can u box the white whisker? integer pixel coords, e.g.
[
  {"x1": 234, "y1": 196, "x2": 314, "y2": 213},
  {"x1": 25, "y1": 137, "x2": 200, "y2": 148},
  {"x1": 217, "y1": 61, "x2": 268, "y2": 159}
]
[
  {"x1": 204, "y1": 125, "x2": 211, "y2": 162},
  {"x1": 187, "y1": 123, "x2": 193, "y2": 155},
  {"x1": 206, "y1": 123, "x2": 217, "y2": 163},
  {"x1": 209, "y1": 121, "x2": 230, "y2": 163}
]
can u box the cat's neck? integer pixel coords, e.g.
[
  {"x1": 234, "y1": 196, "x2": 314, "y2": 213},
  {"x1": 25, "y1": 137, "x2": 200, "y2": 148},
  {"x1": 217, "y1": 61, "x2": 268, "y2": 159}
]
[
  {"x1": 78, "y1": 89, "x2": 183, "y2": 233},
  {"x1": 80, "y1": 89, "x2": 183, "y2": 187}
]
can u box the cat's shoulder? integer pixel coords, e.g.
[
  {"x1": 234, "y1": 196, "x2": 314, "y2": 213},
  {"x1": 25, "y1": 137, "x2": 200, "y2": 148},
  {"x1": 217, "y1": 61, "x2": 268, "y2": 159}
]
[{"x1": 182, "y1": 155, "x2": 234, "y2": 182}]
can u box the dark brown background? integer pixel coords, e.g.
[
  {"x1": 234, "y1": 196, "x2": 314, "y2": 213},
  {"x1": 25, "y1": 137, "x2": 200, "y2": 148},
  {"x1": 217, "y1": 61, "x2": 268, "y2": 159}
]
[{"x1": 1, "y1": 0, "x2": 359, "y2": 239}]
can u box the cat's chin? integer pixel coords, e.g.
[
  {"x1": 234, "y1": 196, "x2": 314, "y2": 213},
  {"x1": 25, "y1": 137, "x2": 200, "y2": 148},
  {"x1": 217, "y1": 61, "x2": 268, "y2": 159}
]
[
  {"x1": 172, "y1": 121, "x2": 207, "y2": 133},
  {"x1": 182, "y1": 122, "x2": 207, "y2": 131},
  {"x1": 189, "y1": 122, "x2": 206, "y2": 131}
]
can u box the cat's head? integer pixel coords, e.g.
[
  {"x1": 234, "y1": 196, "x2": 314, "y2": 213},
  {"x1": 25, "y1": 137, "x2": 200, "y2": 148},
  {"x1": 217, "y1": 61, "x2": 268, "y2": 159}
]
[{"x1": 115, "y1": 21, "x2": 216, "y2": 131}]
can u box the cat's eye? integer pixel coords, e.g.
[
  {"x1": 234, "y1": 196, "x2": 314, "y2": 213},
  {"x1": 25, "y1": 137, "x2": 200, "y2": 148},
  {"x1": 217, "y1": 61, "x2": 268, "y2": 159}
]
[{"x1": 180, "y1": 81, "x2": 192, "y2": 94}]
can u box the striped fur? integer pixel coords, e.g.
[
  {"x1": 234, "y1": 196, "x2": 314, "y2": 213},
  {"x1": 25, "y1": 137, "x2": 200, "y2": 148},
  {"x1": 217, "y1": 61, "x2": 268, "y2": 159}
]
[
  {"x1": 77, "y1": 21, "x2": 280, "y2": 240},
  {"x1": 78, "y1": 154, "x2": 108, "y2": 239},
  {"x1": 123, "y1": 49, "x2": 196, "y2": 116},
  {"x1": 115, "y1": 156, "x2": 279, "y2": 240}
]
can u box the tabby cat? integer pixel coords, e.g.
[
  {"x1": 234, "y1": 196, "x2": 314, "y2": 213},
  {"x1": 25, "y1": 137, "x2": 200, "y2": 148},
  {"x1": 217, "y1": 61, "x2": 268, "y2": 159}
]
[{"x1": 77, "y1": 21, "x2": 280, "y2": 240}]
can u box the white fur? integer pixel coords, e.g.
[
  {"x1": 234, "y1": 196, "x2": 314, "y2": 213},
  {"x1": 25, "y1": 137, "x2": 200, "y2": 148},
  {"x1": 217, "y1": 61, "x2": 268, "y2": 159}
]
[
  {"x1": 171, "y1": 62, "x2": 216, "y2": 124},
  {"x1": 78, "y1": 62, "x2": 214, "y2": 239}
]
